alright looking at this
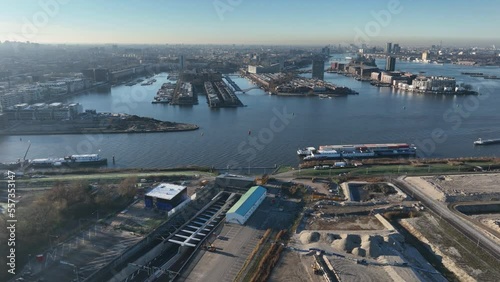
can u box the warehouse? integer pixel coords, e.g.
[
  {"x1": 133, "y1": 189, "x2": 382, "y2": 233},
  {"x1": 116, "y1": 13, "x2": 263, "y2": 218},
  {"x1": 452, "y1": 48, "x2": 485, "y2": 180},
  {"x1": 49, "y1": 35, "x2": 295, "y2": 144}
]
[
  {"x1": 216, "y1": 173, "x2": 255, "y2": 189},
  {"x1": 144, "y1": 183, "x2": 188, "y2": 211},
  {"x1": 226, "y1": 186, "x2": 267, "y2": 225}
]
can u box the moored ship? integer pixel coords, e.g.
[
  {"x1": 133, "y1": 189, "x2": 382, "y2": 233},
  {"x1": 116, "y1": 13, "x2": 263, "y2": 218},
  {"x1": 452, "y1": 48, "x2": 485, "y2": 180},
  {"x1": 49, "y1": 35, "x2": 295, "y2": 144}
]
[
  {"x1": 299, "y1": 143, "x2": 417, "y2": 160},
  {"x1": 297, "y1": 147, "x2": 316, "y2": 156},
  {"x1": 63, "y1": 154, "x2": 108, "y2": 167},
  {"x1": 473, "y1": 138, "x2": 500, "y2": 145},
  {"x1": 29, "y1": 154, "x2": 107, "y2": 168}
]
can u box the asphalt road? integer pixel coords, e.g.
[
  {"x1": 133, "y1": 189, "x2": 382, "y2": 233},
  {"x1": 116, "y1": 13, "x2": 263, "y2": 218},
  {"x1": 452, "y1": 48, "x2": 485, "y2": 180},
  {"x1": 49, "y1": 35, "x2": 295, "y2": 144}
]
[{"x1": 393, "y1": 176, "x2": 500, "y2": 261}]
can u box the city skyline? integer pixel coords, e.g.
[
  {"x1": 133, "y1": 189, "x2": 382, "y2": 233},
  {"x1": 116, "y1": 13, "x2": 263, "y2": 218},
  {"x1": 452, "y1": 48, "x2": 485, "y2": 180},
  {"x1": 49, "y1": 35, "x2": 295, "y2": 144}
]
[{"x1": 0, "y1": 0, "x2": 499, "y2": 46}]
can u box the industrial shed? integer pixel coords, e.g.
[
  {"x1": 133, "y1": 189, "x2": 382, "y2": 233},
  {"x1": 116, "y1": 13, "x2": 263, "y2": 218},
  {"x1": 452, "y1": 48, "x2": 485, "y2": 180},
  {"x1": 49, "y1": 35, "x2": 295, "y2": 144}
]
[
  {"x1": 226, "y1": 186, "x2": 267, "y2": 225},
  {"x1": 144, "y1": 183, "x2": 188, "y2": 211},
  {"x1": 215, "y1": 173, "x2": 255, "y2": 189}
]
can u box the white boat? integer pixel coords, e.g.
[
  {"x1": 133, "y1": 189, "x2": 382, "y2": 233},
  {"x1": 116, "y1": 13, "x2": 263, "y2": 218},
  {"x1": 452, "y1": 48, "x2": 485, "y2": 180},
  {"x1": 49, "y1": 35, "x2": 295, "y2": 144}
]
[
  {"x1": 29, "y1": 154, "x2": 107, "y2": 168},
  {"x1": 303, "y1": 149, "x2": 342, "y2": 160},
  {"x1": 63, "y1": 154, "x2": 107, "y2": 165},
  {"x1": 297, "y1": 147, "x2": 316, "y2": 156},
  {"x1": 474, "y1": 138, "x2": 500, "y2": 145},
  {"x1": 301, "y1": 143, "x2": 417, "y2": 161}
]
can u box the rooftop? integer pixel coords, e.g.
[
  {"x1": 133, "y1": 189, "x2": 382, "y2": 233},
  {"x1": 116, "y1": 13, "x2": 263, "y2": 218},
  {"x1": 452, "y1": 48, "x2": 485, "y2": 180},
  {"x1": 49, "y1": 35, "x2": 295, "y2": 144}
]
[
  {"x1": 227, "y1": 186, "x2": 267, "y2": 216},
  {"x1": 146, "y1": 183, "x2": 187, "y2": 200},
  {"x1": 216, "y1": 173, "x2": 255, "y2": 181}
]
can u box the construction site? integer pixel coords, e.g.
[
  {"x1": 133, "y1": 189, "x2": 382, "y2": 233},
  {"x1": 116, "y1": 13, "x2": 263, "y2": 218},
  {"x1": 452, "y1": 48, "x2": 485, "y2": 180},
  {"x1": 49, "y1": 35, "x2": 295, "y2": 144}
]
[{"x1": 6, "y1": 169, "x2": 500, "y2": 282}]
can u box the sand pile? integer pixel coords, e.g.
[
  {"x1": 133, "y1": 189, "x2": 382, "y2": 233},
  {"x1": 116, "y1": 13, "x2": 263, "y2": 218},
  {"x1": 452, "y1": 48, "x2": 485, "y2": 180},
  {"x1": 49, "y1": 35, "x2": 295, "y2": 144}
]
[
  {"x1": 326, "y1": 233, "x2": 341, "y2": 244},
  {"x1": 298, "y1": 231, "x2": 400, "y2": 259},
  {"x1": 328, "y1": 233, "x2": 388, "y2": 258},
  {"x1": 299, "y1": 231, "x2": 321, "y2": 244},
  {"x1": 351, "y1": 247, "x2": 366, "y2": 257},
  {"x1": 332, "y1": 234, "x2": 361, "y2": 253},
  {"x1": 361, "y1": 235, "x2": 383, "y2": 257}
]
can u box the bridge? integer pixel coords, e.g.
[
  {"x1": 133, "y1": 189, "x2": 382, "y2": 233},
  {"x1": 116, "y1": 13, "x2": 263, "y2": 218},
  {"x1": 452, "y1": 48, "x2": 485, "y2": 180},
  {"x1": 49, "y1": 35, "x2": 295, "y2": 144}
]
[
  {"x1": 223, "y1": 75, "x2": 265, "y2": 93},
  {"x1": 236, "y1": 86, "x2": 262, "y2": 93}
]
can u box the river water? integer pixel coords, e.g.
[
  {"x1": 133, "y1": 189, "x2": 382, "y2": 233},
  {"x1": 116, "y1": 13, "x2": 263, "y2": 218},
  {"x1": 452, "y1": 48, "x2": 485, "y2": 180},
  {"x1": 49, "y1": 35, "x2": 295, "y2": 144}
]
[{"x1": 1, "y1": 58, "x2": 500, "y2": 169}]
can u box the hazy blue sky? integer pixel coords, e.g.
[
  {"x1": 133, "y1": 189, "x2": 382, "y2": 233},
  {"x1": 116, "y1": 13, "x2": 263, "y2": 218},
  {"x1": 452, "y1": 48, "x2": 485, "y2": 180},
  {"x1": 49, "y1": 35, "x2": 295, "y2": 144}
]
[{"x1": 0, "y1": 0, "x2": 499, "y2": 46}]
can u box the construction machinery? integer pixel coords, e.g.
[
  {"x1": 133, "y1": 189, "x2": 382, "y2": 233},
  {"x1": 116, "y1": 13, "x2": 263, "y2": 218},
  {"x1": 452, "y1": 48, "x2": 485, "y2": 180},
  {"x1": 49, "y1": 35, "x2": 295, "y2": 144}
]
[
  {"x1": 311, "y1": 262, "x2": 323, "y2": 275},
  {"x1": 203, "y1": 242, "x2": 216, "y2": 252},
  {"x1": 255, "y1": 174, "x2": 269, "y2": 185}
]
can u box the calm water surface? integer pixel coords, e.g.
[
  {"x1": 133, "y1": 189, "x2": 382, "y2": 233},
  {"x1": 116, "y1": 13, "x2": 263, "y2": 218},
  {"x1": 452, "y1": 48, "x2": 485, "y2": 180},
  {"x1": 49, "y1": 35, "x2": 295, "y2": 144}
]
[{"x1": 1, "y1": 60, "x2": 500, "y2": 169}]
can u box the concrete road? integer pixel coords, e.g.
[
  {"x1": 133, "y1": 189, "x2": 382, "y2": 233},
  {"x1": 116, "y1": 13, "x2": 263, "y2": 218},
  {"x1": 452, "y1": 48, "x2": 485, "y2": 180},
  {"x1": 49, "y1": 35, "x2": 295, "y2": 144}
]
[
  {"x1": 183, "y1": 224, "x2": 263, "y2": 282},
  {"x1": 393, "y1": 177, "x2": 500, "y2": 261}
]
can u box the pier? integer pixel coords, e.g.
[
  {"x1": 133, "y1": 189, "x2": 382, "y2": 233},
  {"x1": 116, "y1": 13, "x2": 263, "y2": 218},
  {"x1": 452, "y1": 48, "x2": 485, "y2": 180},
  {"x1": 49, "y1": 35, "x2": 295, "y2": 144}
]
[
  {"x1": 223, "y1": 75, "x2": 242, "y2": 92},
  {"x1": 204, "y1": 80, "x2": 244, "y2": 108},
  {"x1": 171, "y1": 81, "x2": 198, "y2": 105}
]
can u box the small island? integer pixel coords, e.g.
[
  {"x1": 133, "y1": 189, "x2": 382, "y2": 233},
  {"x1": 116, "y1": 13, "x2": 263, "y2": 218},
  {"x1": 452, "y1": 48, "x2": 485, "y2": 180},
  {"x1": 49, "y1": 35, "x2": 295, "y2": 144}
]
[{"x1": 0, "y1": 102, "x2": 198, "y2": 135}]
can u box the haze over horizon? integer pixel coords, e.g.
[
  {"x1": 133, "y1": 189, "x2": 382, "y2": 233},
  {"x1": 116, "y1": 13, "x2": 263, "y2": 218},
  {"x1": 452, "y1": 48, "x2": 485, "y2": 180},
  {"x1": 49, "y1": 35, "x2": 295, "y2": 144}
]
[{"x1": 0, "y1": 0, "x2": 499, "y2": 47}]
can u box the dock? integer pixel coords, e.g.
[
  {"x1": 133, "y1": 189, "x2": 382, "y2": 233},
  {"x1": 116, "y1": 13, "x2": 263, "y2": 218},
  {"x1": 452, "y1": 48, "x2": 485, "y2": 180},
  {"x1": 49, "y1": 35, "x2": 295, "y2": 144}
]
[
  {"x1": 223, "y1": 75, "x2": 242, "y2": 92},
  {"x1": 152, "y1": 82, "x2": 175, "y2": 104},
  {"x1": 171, "y1": 81, "x2": 198, "y2": 105},
  {"x1": 204, "y1": 80, "x2": 244, "y2": 108}
]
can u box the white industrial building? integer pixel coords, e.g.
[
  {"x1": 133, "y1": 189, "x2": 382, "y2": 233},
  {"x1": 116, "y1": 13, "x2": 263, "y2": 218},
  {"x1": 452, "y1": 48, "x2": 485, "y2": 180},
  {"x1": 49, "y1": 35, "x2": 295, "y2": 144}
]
[{"x1": 226, "y1": 186, "x2": 267, "y2": 225}]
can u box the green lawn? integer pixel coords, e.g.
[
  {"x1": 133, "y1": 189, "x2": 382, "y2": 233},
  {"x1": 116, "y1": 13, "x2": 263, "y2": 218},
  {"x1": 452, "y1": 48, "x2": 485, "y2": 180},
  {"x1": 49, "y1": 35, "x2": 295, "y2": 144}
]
[{"x1": 293, "y1": 162, "x2": 488, "y2": 177}]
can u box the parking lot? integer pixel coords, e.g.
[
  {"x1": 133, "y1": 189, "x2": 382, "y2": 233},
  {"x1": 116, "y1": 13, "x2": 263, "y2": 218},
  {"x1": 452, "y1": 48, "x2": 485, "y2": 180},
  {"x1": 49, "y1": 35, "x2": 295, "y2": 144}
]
[{"x1": 182, "y1": 192, "x2": 302, "y2": 282}]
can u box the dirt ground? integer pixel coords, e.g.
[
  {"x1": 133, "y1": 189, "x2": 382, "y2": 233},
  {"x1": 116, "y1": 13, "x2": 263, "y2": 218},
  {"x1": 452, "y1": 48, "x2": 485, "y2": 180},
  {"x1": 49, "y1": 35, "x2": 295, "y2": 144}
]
[
  {"x1": 268, "y1": 249, "x2": 323, "y2": 282},
  {"x1": 473, "y1": 215, "x2": 500, "y2": 234},
  {"x1": 289, "y1": 229, "x2": 441, "y2": 282},
  {"x1": 470, "y1": 214, "x2": 500, "y2": 244},
  {"x1": 416, "y1": 173, "x2": 500, "y2": 196},
  {"x1": 401, "y1": 213, "x2": 500, "y2": 282},
  {"x1": 421, "y1": 173, "x2": 500, "y2": 196},
  {"x1": 307, "y1": 215, "x2": 385, "y2": 231},
  {"x1": 404, "y1": 177, "x2": 446, "y2": 201},
  {"x1": 293, "y1": 178, "x2": 333, "y2": 195}
]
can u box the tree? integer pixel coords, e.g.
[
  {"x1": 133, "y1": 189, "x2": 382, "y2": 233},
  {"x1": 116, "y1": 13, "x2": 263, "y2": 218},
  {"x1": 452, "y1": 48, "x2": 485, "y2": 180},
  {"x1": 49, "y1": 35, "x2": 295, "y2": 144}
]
[{"x1": 118, "y1": 177, "x2": 137, "y2": 198}]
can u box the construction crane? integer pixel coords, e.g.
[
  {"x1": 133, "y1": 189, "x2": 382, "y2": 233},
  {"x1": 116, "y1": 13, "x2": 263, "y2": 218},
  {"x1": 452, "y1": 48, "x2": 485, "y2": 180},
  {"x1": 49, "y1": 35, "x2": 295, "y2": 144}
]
[
  {"x1": 19, "y1": 141, "x2": 31, "y2": 171},
  {"x1": 23, "y1": 141, "x2": 31, "y2": 160}
]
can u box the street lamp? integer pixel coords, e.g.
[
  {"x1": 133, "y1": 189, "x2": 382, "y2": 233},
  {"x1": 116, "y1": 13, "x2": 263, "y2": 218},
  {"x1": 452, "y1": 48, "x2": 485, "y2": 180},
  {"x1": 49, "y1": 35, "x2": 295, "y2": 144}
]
[
  {"x1": 92, "y1": 210, "x2": 100, "y2": 235},
  {"x1": 60, "y1": 260, "x2": 79, "y2": 281}
]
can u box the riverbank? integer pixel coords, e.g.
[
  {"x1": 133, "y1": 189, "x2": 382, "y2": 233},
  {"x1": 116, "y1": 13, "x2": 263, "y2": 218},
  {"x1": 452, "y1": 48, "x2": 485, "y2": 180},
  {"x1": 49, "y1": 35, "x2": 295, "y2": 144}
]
[{"x1": 0, "y1": 115, "x2": 199, "y2": 136}]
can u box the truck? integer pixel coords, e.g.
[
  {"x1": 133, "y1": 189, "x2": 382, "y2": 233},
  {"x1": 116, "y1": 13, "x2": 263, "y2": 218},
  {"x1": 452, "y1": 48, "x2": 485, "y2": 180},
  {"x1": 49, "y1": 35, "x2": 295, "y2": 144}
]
[{"x1": 334, "y1": 162, "x2": 346, "y2": 167}]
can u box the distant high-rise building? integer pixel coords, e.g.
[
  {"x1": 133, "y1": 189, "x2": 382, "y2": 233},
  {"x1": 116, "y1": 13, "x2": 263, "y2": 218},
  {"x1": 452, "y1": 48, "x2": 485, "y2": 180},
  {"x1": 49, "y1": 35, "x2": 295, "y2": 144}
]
[
  {"x1": 179, "y1": 55, "x2": 185, "y2": 69},
  {"x1": 422, "y1": 51, "x2": 429, "y2": 61},
  {"x1": 279, "y1": 57, "x2": 285, "y2": 71},
  {"x1": 312, "y1": 59, "x2": 325, "y2": 80},
  {"x1": 392, "y1": 43, "x2": 400, "y2": 54},
  {"x1": 386, "y1": 56, "x2": 396, "y2": 71},
  {"x1": 321, "y1": 46, "x2": 330, "y2": 56},
  {"x1": 386, "y1": 42, "x2": 392, "y2": 54}
]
